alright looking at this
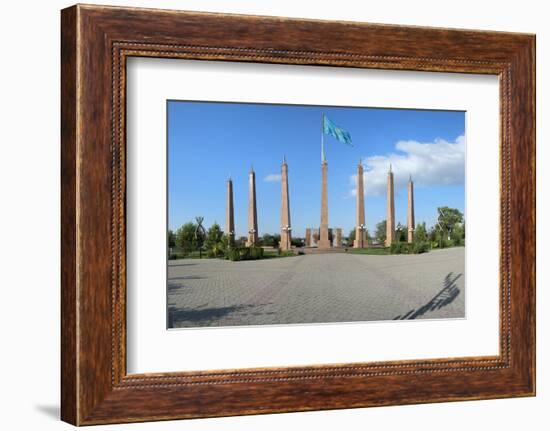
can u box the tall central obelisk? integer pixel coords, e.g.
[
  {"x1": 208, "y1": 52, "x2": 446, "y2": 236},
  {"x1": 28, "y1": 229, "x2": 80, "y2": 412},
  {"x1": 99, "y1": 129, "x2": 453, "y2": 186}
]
[
  {"x1": 318, "y1": 156, "x2": 331, "y2": 249},
  {"x1": 407, "y1": 175, "x2": 415, "y2": 243},
  {"x1": 280, "y1": 156, "x2": 292, "y2": 251},
  {"x1": 246, "y1": 166, "x2": 258, "y2": 246},
  {"x1": 385, "y1": 164, "x2": 396, "y2": 247},
  {"x1": 226, "y1": 176, "x2": 235, "y2": 245},
  {"x1": 354, "y1": 159, "x2": 367, "y2": 248}
]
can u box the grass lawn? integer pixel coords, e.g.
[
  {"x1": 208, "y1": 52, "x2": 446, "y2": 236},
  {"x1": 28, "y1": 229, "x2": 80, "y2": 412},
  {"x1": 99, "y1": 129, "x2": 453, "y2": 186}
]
[
  {"x1": 348, "y1": 247, "x2": 391, "y2": 255},
  {"x1": 262, "y1": 250, "x2": 296, "y2": 259},
  {"x1": 348, "y1": 244, "x2": 465, "y2": 256}
]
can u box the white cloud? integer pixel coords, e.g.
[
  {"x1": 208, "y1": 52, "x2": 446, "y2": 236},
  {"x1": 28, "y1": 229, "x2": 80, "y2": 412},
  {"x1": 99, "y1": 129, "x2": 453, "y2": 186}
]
[
  {"x1": 350, "y1": 135, "x2": 465, "y2": 197},
  {"x1": 263, "y1": 173, "x2": 281, "y2": 182}
]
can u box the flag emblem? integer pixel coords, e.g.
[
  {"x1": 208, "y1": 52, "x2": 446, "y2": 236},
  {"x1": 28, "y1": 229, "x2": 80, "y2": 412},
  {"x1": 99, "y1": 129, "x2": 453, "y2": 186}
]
[{"x1": 323, "y1": 115, "x2": 353, "y2": 147}]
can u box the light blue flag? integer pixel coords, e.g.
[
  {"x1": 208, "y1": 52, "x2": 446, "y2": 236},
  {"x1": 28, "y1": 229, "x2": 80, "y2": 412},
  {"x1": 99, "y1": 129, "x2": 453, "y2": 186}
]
[{"x1": 323, "y1": 115, "x2": 353, "y2": 146}]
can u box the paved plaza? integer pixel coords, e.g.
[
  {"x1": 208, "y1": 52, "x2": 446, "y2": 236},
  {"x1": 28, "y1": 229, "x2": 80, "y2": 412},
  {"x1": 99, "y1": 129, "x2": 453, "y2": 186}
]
[{"x1": 167, "y1": 247, "x2": 465, "y2": 328}]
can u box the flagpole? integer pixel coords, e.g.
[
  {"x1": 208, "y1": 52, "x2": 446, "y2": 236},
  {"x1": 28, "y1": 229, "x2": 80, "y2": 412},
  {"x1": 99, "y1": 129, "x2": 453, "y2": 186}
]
[{"x1": 321, "y1": 113, "x2": 325, "y2": 163}]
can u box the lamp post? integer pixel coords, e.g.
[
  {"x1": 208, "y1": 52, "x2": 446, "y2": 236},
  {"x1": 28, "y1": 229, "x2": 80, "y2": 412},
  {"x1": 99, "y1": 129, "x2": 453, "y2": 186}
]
[
  {"x1": 358, "y1": 223, "x2": 365, "y2": 248},
  {"x1": 248, "y1": 228, "x2": 256, "y2": 247},
  {"x1": 282, "y1": 225, "x2": 292, "y2": 250}
]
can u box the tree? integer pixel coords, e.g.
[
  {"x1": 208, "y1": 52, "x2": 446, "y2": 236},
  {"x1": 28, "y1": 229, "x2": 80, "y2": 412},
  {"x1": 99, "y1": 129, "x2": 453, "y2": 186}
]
[
  {"x1": 375, "y1": 220, "x2": 387, "y2": 244},
  {"x1": 167, "y1": 229, "x2": 176, "y2": 248},
  {"x1": 261, "y1": 233, "x2": 281, "y2": 248},
  {"x1": 220, "y1": 233, "x2": 230, "y2": 251},
  {"x1": 395, "y1": 223, "x2": 407, "y2": 242},
  {"x1": 428, "y1": 224, "x2": 450, "y2": 248},
  {"x1": 175, "y1": 222, "x2": 197, "y2": 254},
  {"x1": 451, "y1": 222, "x2": 465, "y2": 246},
  {"x1": 205, "y1": 222, "x2": 223, "y2": 250},
  {"x1": 291, "y1": 237, "x2": 304, "y2": 247},
  {"x1": 437, "y1": 207, "x2": 464, "y2": 240},
  {"x1": 428, "y1": 225, "x2": 439, "y2": 243},
  {"x1": 415, "y1": 222, "x2": 428, "y2": 243},
  {"x1": 261, "y1": 233, "x2": 280, "y2": 248},
  {"x1": 347, "y1": 229, "x2": 356, "y2": 244}
]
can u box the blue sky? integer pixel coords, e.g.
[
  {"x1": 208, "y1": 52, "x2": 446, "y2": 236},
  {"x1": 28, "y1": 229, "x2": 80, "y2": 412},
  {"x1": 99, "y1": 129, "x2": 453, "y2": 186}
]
[{"x1": 168, "y1": 101, "x2": 465, "y2": 237}]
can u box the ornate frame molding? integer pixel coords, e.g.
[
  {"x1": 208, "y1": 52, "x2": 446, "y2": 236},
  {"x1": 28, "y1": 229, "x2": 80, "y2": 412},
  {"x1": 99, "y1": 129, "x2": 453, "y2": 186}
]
[{"x1": 61, "y1": 5, "x2": 535, "y2": 425}]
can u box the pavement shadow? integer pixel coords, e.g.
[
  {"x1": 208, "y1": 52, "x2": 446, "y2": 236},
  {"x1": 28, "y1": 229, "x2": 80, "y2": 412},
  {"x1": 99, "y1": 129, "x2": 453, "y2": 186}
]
[
  {"x1": 167, "y1": 275, "x2": 205, "y2": 293},
  {"x1": 393, "y1": 272, "x2": 462, "y2": 320},
  {"x1": 169, "y1": 275, "x2": 204, "y2": 281},
  {"x1": 168, "y1": 303, "x2": 274, "y2": 327},
  {"x1": 168, "y1": 262, "x2": 197, "y2": 267}
]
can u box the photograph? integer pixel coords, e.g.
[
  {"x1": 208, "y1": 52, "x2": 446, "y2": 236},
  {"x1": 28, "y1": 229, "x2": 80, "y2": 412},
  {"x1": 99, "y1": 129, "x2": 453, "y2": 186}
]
[{"x1": 167, "y1": 101, "x2": 466, "y2": 328}]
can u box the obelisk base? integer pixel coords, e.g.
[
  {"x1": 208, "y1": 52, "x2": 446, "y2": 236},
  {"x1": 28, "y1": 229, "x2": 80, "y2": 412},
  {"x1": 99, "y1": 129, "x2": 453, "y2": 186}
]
[
  {"x1": 334, "y1": 228, "x2": 342, "y2": 247},
  {"x1": 353, "y1": 230, "x2": 368, "y2": 248},
  {"x1": 280, "y1": 233, "x2": 292, "y2": 251},
  {"x1": 318, "y1": 227, "x2": 331, "y2": 249}
]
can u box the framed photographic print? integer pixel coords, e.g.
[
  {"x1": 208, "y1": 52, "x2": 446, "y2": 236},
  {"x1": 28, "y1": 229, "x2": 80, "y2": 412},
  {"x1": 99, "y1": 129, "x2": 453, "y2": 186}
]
[{"x1": 61, "y1": 4, "x2": 535, "y2": 425}]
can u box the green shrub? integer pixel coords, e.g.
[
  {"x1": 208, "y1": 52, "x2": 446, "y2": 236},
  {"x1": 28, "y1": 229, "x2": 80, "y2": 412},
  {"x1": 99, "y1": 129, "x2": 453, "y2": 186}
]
[
  {"x1": 452, "y1": 237, "x2": 465, "y2": 246},
  {"x1": 169, "y1": 252, "x2": 186, "y2": 260},
  {"x1": 390, "y1": 242, "x2": 407, "y2": 254},
  {"x1": 431, "y1": 239, "x2": 451, "y2": 249},
  {"x1": 209, "y1": 243, "x2": 225, "y2": 258},
  {"x1": 226, "y1": 246, "x2": 264, "y2": 261},
  {"x1": 249, "y1": 246, "x2": 263, "y2": 259},
  {"x1": 226, "y1": 248, "x2": 241, "y2": 261},
  {"x1": 240, "y1": 247, "x2": 251, "y2": 260},
  {"x1": 413, "y1": 241, "x2": 430, "y2": 254},
  {"x1": 389, "y1": 241, "x2": 430, "y2": 254},
  {"x1": 443, "y1": 239, "x2": 454, "y2": 248}
]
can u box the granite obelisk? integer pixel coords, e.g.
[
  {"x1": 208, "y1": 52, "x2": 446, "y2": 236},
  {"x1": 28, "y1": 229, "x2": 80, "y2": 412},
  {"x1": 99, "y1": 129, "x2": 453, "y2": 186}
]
[
  {"x1": 407, "y1": 175, "x2": 415, "y2": 243},
  {"x1": 318, "y1": 158, "x2": 331, "y2": 249},
  {"x1": 385, "y1": 164, "x2": 396, "y2": 247},
  {"x1": 246, "y1": 166, "x2": 258, "y2": 246},
  {"x1": 335, "y1": 228, "x2": 343, "y2": 247},
  {"x1": 354, "y1": 159, "x2": 367, "y2": 248},
  {"x1": 225, "y1": 176, "x2": 235, "y2": 245},
  {"x1": 280, "y1": 156, "x2": 292, "y2": 251}
]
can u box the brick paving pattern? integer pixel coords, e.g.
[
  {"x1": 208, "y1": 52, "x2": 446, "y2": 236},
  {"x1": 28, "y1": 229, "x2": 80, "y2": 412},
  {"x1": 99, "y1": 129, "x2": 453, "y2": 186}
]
[{"x1": 167, "y1": 247, "x2": 465, "y2": 328}]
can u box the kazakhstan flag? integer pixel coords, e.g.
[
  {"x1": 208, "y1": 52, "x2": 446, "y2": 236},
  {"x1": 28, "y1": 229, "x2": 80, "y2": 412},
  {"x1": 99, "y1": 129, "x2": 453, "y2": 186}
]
[{"x1": 323, "y1": 114, "x2": 353, "y2": 146}]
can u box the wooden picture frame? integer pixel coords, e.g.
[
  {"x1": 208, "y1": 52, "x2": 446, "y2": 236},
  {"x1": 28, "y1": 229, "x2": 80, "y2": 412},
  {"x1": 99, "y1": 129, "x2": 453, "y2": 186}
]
[{"x1": 61, "y1": 4, "x2": 535, "y2": 425}]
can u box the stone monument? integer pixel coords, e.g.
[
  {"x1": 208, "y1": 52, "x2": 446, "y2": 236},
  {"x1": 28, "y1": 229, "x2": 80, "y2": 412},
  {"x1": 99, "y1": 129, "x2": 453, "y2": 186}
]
[
  {"x1": 407, "y1": 174, "x2": 415, "y2": 243},
  {"x1": 305, "y1": 228, "x2": 312, "y2": 247},
  {"x1": 318, "y1": 159, "x2": 331, "y2": 249},
  {"x1": 246, "y1": 166, "x2": 258, "y2": 246},
  {"x1": 225, "y1": 176, "x2": 235, "y2": 245},
  {"x1": 280, "y1": 156, "x2": 292, "y2": 251},
  {"x1": 335, "y1": 228, "x2": 342, "y2": 247},
  {"x1": 385, "y1": 164, "x2": 396, "y2": 247},
  {"x1": 354, "y1": 159, "x2": 367, "y2": 248}
]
